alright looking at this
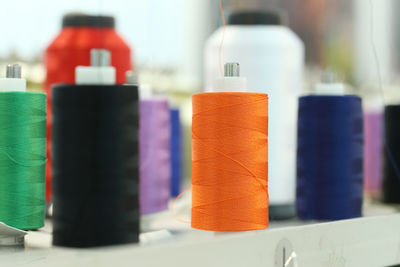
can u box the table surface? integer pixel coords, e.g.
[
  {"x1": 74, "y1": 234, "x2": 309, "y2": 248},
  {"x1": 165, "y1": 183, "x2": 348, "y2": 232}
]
[{"x1": 1, "y1": 199, "x2": 399, "y2": 267}]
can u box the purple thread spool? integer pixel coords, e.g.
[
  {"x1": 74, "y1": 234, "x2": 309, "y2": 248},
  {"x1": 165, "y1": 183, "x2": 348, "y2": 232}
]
[
  {"x1": 363, "y1": 110, "x2": 384, "y2": 197},
  {"x1": 139, "y1": 98, "x2": 171, "y2": 215}
]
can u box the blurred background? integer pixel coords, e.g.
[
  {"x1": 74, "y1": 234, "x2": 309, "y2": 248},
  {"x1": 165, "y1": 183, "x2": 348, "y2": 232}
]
[
  {"x1": 1, "y1": 0, "x2": 398, "y2": 86},
  {"x1": 0, "y1": 0, "x2": 397, "y2": 180}
]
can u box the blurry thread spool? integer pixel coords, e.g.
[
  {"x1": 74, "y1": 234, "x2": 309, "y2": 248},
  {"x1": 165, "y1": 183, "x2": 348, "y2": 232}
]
[
  {"x1": 363, "y1": 110, "x2": 383, "y2": 197},
  {"x1": 296, "y1": 73, "x2": 363, "y2": 220},
  {"x1": 191, "y1": 63, "x2": 269, "y2": 231},
  {"x1": 51, "y1": 50, "x2": 139, "y2": 247},
  {"x1": 139, "y1": 98, "x2": 171, "y2": 214},
  {"x1": 45, "y1": 14, "x2": 133, "y2": 203},
  {"x1": 382, "y1": 105, "x2": 400, "y2": 203},
  {"x1": 170, "y1": 108, "x2": 182, "y2": 198},
  {"x1": 0, "y1": 64, "x2": 46, "y2": 230}
]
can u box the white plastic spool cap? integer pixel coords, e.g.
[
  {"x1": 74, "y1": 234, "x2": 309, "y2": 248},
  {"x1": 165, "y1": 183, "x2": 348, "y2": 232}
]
[
  {"x1": 75, "y1": 49, "x2": 116, "y2": 85},
  {"x1": 125, "y1": 70, "x2": 153, "y2": 99},
  {"x1": 126, "y1": 70, "x2": 153, "y2": 99},
  {"x1": 0, "y1": 64, "x2": 26, "y2": 92},
  {"x1": 126, "y1": 70, "x2": 138, "y2": 85},
  {"x1": 138, "y1": 84, "x2": 153, "y2": 99},
  {"x1": 314, "y1": 71, "x2": 345, "y2": 95},
  {"x1": 213, "y1": 63, "x2": 247, "y2": 92}
]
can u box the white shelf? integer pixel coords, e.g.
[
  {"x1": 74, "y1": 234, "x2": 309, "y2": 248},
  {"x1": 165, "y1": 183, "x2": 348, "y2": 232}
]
[{"x1": 1, "y1": 211, "x2": 400, "y2": 267}]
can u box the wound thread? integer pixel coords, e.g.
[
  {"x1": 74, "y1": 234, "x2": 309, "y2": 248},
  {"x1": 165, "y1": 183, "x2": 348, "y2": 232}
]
[
  {"x1": 191, "y1": 92, "x2": 268, "y2": 231},
  {"x1": 296, "y1": 95, "x2": 364, "y2": 220},
  {"x1": 382, "y1": 105, "x2": 400, "y2": 203},
  {"x1": 170, "y1": 108, "x2": 182, "y2": 198},
  {"x1": 139, "y1": 98, "x2": 171, "y2": 215},
  {"x1": 363, "y1": 110, "x2": 383, "y2": 197},
  {"x1": 51, "y1": 84, "x2": 139, "y2": 247},
  {"x1": 0, "y1": 92, "x2": 46, "y2": 230}
]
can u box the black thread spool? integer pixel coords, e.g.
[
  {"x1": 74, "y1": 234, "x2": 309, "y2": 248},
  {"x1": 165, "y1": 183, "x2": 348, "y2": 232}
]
[
  {"x1": 382, "y1": 105, "x2": 400, "y2": 203},
  {"x1": 51, "y1": 84, "x2": 139, "y2": 247}
]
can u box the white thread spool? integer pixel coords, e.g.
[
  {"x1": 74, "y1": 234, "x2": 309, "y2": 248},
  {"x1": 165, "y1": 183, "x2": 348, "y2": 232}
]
[{"x1": 205, "y1": 10, "x2": 304, "y2": 218}]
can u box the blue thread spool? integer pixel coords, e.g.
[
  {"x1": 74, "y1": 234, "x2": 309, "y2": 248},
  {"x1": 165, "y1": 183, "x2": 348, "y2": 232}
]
[
  {"x1": 296, "y1": 73, "x2": 363, "y2": 220},
  {"x1": 170, "y1": 108, "x2": 182, "y2": 197}
]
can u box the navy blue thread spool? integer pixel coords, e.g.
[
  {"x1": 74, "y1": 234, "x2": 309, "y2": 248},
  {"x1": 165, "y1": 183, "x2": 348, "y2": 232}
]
[
  {"x1": 170, "y1": 108, "x2": 182, "y2": 198},
  {"x1": 296, "y1": 74, "x2": 364, "y2": 220}
]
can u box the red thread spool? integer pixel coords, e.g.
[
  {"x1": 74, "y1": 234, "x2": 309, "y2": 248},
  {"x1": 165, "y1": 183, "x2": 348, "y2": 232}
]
[
  {"x1": 44, "y1": 14, "x2": 132, "y2": 202},
  {"x1": 191, "y1": 92, "x2": 269, "y2": 231}
]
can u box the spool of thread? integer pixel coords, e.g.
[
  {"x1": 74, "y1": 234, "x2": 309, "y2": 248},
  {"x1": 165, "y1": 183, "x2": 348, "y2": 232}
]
[
  {"x1": 205, "y1": 10, "x2": 304, "y2": 219},
  {"x1": 140, "y1": 98, "x2": 171, "y2": 215},
  {"x1": 296, "y1": 74, "x2": 363, "y2": 220},
  {"x1": 192, "y1": 63, "x2": 268, "y2": 231},
  {"x1": 52, "y1": 50, "x2": 139, "y2": 247},
  {"x1": 170, "y1": 108, "x2": 182, "y2": 198},
  {"x1": 0, "y1": 64, "x2": 46, "y2": 230},
  {"x1": 363, "y1": 110, "x2": 383, "y2": 197},
  {"x1": 45, "y1": 13, "x2": 133, "y2": 203},
  {"x1": 382, "y1": 105, "x2": 400, "y2": 203}
]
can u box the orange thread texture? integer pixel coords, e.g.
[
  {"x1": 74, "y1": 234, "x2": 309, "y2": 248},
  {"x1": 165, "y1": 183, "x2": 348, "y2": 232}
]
[{"x1": 191, "y1": 92, "x2": 269, "y2": 231}]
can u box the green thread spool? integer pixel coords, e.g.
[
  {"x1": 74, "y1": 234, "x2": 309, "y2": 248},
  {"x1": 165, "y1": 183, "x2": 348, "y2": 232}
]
[{"x1": 0, "y1": 92, "x2": 47, "y2": 230}]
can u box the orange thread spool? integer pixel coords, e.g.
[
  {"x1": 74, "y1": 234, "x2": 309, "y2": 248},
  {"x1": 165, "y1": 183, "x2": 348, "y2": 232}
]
[{"x1": 191, "y1": 92, "x2": 269, "y2": 231}]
